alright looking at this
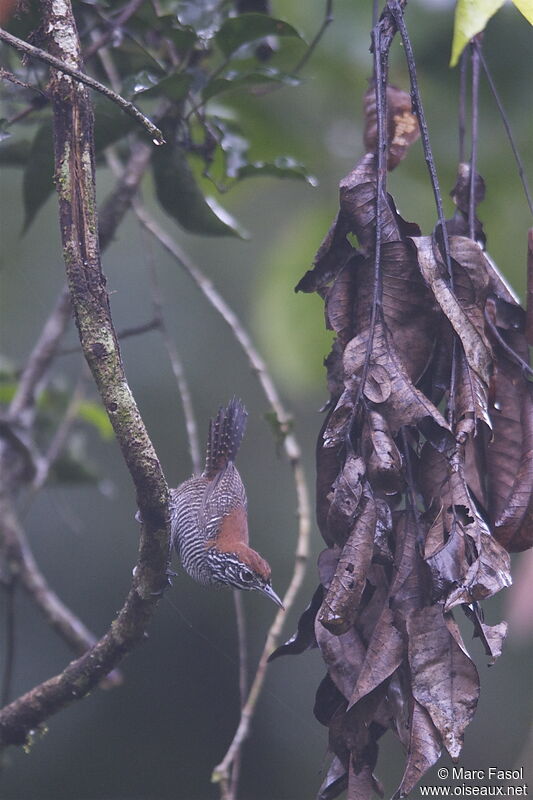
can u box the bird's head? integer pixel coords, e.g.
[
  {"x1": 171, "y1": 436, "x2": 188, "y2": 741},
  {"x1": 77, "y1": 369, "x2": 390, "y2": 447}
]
[{"x1": 206, "y1": 544, "x2": 284, "y2": 608}]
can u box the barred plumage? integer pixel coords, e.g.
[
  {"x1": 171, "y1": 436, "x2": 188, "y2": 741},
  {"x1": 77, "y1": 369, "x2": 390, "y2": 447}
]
[{"x1": 170, "y1": 399, "x2": 283, "y2": 608}]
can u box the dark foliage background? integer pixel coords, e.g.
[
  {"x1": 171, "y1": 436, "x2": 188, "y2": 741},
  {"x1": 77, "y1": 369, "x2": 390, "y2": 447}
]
[{"x1": 0, "y1": 1, "x2": 532, "y2": 798}]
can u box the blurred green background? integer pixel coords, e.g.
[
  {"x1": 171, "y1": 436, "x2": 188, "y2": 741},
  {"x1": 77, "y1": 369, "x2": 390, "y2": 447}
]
[{"x1": 1, "y1": 1, "x2": 532, "y2": 798}]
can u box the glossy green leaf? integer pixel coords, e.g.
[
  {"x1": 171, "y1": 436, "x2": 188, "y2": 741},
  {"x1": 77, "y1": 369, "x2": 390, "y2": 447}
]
[
  {"x1": 212, "y1": 117, "x2": 250, "y2": 177},
  {"x1": 176, "y1": 0, "x2": 223, "y2": 38},
  {"x1": 215, "y1": 13, "x2": 303, "y2": 57},
  {"x1": 236, "y1": 156, "x2": 318, "y2": 186},
  {"x1": 152, "y1": 143, "x2": 247, "y2": 237},
  {"x1": 0, "y1": 138, "x2": 31, "y2": 166},
  {"x1": 22, "y1": 121, "x2": 54, "y2": 233},
  {"x1": 203, "y1": 68, "x2": 299, "y2": 101},
  {"x1": 122, "y1": 69, "x2": 162, "y2": 98},
  {"x1": 133, "y1": 71, "x2": 193, "y2": 102},
  {"x1": 450, "y1": 0, "x2": 505, "y2": 66},
  {"x1": 77, "y1": 401, "x2": 114, "y2": 441}
]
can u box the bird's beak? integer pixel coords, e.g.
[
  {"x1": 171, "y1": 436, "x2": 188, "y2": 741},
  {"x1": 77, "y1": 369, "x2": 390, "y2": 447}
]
[{"x1": 261, "y1": 583, "x2": 285, "y2": 609}]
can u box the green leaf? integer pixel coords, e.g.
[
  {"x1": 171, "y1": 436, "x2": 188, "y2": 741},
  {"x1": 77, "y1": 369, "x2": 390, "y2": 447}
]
[
  {"x1": 236, "y1": 156, "x2": 317, "y2": 186},
  {"x1": 202, "y1": 67, "x2": 299, "y2": 101},
  {"x1": 450, "y1": 0, "x2": 505, "y2": 66},
  {"x1": 512, "y1": 0, "x2": 533, "y2": 24},
  {"x1": 152, "y1": 143, "x2": 248, "y2": 237},
  {"x1": 77, "y1": 400, "x2": 114, "y2": 441},
  {"x1": 22, "y1": 120, "x2": 54, "y2": 232},
  {"x1": 122, "y1": 69, "x2": 163, "y2": 98},
  {"x1": 214, "y1": 118, "x2": 250, "y2": 178},
  {"x1": 0, "y1": 381, "x2": 17, "y2": 405},
  {"x1": 215, "y1": 13, "x2": 304, "y2": 57},
  {"x1": 132, "y1": 71, "x2": 193, "y2": 102},
  {"x1": 176, "y1": 0, "x2": 224, "y2": 38},
  {"x1": 0, "y1": 138, "x2": 32, "y2": 166}
]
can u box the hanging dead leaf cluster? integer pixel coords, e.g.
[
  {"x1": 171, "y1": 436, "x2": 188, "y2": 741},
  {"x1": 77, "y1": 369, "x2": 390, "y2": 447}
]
[{"x1": 270, "y1": 85, "x2": 533, "y2": 798}]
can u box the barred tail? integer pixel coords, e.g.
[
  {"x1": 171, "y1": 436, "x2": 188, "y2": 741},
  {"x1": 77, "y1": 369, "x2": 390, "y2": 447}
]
[{"x1": 203, "y1": 397, "x2": 248, "y2": 478}]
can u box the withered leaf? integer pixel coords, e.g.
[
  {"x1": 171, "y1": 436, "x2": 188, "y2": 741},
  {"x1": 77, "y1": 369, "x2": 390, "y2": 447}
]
[
  {"x1": 394, "y1": 699, "x2": 442, "y2": 800},
  {"x1": 352, "y1": 243, "x2": 439, "y2": 383},
  {"x1": 454, "y1": 343, "x2": 491, "y2": 436},
  {"x1": 268, "y1": 584, "x2": 323, "y2": 662},
  {"x1": 348, "y1": 606, "x2": 404, "y2": 708},
  {"x1": 411, "y1": 235, "x2": 492, "y2": 383},
  {"x1": 316, "y1": 410, "x2": 345, "y2": 545},
  {"x1": 364, "y1": 85, "x2": 420, "y2": 171},
  {"x1": 339, "y1": 153, "x2": 401, "y2": 252},
  {"x1": 445, "y1": 521, "x2": 512, "y2": 610},
  {"x1": 317, "y1": 755, "x2": 348, "y2": 800},
  {"x1": 419, "y1": 444, "x2": 512, "y2": 608},
  {"x1": 326, "y1": 454, "x2": 366, "y2": 545},
  {"x1": 315, "y1": 622, "x2": 366, "y2": 701},
  {"x1": 319, "y1": 487, "x2": 377, "y2": 634},
  {"x1": 492, "y1": 377, "x2": 533, "y2": 552},
  {"x1": 348, "y1": 760, "x2": 382, "y2": 800},
  {"x1": 462, "y1": 604, "x2": 508, "y2": 663},
  {"x1": 325, "y1": 255, "x2": 362, "y2": 345},
  {"x1": 318, "y1": 546, "x2": 341, "y2": 589},
  {"x1": 364, "y1": 410, "x2": 403, "y2": 493},
  {"x1": 295, "y1": 211, "x2": 355, "y2": 294},
  {"x1": 343, "y1": 320, "x2": 452, "y2": 449},
  {"x1": 314, "y1": 674, "x2": 347, "y2": 727},
  {"x1": 407, "y1": 605, "x2": 479, "y2": 761}
]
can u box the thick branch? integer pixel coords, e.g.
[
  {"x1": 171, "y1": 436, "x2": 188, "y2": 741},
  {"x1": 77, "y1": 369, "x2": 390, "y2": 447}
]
[
  {"x1": 0, "y1": 0, "x2": 169, "y2": 749},
  {"x1": 8, "y1": 288, "x2": 72, "y2": 423}
]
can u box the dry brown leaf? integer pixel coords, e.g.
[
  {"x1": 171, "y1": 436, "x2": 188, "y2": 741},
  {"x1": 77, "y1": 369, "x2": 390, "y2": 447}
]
[{"x1": 407, "y1": 604, "x2": 479, "y2": 761}]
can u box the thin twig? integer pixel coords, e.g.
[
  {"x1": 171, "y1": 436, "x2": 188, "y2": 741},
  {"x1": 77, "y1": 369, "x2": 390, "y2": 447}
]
[
  {"x1": 0, "y1": 26, "x2": 165, "y2": 145},
  {"x1": 468, "y1": 40, "x2": 480, "y2": 241},
  {"x1": 8, "y1": 287, "x2": 72, "y2": 423},
  {"x1": 0, "y1": 489, "x2": 122, "y2": 689},
  {"x1": 458, "y1": 51, "x2": 467, "y2": 164},
  {"x1": 291, "y1": 0, "x2": 333, "y2": 75},
  {"x1": 83, "y1": 0, "x2": 148, "y2": 60},
  {"x1": 229, "y1": 589, "x2": 248, "y2": 800},
  {"x1": 475, "y1": 43, "x2": 533, "y2": 218},
  {"x1": 131, "y1": 204, "x2": 311, "y2": 788},
  {"x1": 57, "y1": 318, "x2": 160, "y2": 357},
  {"x1": 356, "y1": 18, "x2": 389, "y2": 411},
  {"x1": 30, "y1": 372, "x2": 87, "y2": 494},
  {"x1": 135, "y1": 204, "x2": 202, "y2": 475},
  {"x1": 0, "y1": 67, "x2": 46, "y2": 95},
  {"x1": 387, "y1": 0, "x2": 453, "y2": 283}
]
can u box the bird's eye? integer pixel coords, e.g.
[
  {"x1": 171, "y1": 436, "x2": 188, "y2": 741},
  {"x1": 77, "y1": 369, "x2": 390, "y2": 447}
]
[{"x1": 240, "y1": 569, "x2": 254, "y2": 583}]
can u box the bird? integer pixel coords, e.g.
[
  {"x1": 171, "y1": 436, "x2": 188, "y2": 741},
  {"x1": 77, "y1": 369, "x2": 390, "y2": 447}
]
[{"x1": 170, "y1": 397, "x2": 283, "y2": 608}]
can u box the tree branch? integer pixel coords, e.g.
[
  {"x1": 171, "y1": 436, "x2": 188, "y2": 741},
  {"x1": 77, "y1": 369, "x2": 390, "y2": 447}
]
[
  {"x1": 0, "y1": 26, "x2": 165, "y2": 145},
  {"x1": 0, "y1": 0, "x2": 169, "y2": 749},
  {"x1": 0, "y1": 489, "x2": 122, "y2": 690}
]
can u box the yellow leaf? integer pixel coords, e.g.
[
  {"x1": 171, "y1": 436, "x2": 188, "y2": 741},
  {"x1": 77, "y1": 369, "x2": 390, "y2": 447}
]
[
  {"x1": 450, "y1": 0, "x2": 505, "y2": 66},
  {"x1": 512, "y1": 0, "x2": 533, "y2": 24}
]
